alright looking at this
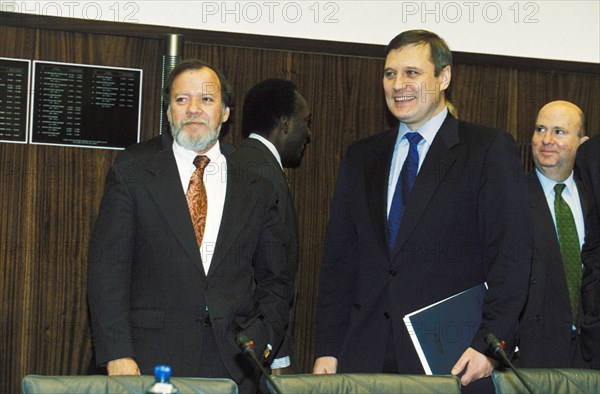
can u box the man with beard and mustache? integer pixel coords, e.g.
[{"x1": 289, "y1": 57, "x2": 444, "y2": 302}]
[
  {"x1": 230, "y1": 79, "x2": 311, "y2": 375},
  {"x1": 87, "y1": 59, "x2": 294, "y2": 393}
]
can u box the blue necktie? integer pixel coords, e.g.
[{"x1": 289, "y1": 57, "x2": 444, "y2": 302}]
[{"x1": 388, "y1": 132, "x2": 423, "y2": 251}]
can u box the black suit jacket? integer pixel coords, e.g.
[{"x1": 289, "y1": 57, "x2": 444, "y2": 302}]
[
  {"x1": 316, "y1": 114, "x2": 532, "y2": 373},
  {"x1": 229, "y1": 138, "x2": 299, "y2": 365},
  {"x1": 87, "y1": 135, "x2": 294, "y2": 383},
  {"x1": 576, "y1": 135, "x2": 600, "y2": 364},
  {"x1": 517, "y1": 171, "x2": 589, "y2": 367}
]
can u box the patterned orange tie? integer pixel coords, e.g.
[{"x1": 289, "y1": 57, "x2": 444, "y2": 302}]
[{"x1": 186, "y1": 155, "x2": 210, "y2": 247}]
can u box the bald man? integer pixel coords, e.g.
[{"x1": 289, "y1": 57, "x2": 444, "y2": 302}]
[{"x1": 516, "y1": 100, "x2": 596, "y2": 368}]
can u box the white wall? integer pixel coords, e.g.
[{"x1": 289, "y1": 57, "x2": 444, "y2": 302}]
[{"x1": 3, "y1": 0, "x2": 599, "y2": 63}]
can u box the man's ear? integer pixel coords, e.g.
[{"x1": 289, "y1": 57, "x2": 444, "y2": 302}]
[
  {"x1": 222, "y1": 106, "x2": 231, "y2": 123},
  {"x1": 439, "y1": 65, "x2": 451, "y2": 91},
  {"x1": 279, "y1": 115, "x2": 291, "y2": 133}
]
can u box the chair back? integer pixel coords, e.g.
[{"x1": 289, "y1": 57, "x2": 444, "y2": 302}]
[
  {"x1": 492, "y1": 368, "x2": 600, "y2": 394},
  {"x1": 22, "y1": 375, "x2": 238, "y2": 394},
  {"x1": 268, "y1": 373, "x2": 461, "y2": 393}
]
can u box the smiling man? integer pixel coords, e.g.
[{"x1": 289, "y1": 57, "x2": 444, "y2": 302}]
[
  {"x1": 87, "y1": 59, "x2": 294, "y2": 393},
  {"x1": 313, "y1": 30, "x2": 532, "y2": 391},
  {"x1": 517, "y1": 100, "x2": 599, "y2": 370}
]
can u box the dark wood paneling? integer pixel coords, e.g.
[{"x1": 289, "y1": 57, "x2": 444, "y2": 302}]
[
  {"x1": 0, "y1": 26, "x2": 159, "y2": 394},
  {"x1": 0, "y1": 11, "x2": 599, "y2": 394},
  {"x1": 286, "y1": 53, "x2": 389, "y2": 372}
]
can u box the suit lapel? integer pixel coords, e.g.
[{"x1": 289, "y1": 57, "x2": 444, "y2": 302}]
[
  {"x1": 528, "y1": 172, "x2": 572, "y2": 313},
  {"x1": 144, "y1": 145, "x2": 204, "y2": 274},
  {"x1": 207, "y1": 159, "x2": 259, "y2": 276},
  {"x1": 576, "y1": 177, "x2": 588, "y2": 218},
  {"x1": 392, "y1": 115, "x2": 459, "y2": 257},
  {"x1": 365, "y1": 129, "x2": 397, "y2": 256}
]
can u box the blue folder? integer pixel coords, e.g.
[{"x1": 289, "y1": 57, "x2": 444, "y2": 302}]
[{"x1": 403, "y1": 283, "x2": 487, "y2": 375}]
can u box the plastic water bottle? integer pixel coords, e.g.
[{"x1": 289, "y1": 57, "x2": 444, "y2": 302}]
[{"x1": 145, "y1": 365, "x2": 179, "y2": 394}]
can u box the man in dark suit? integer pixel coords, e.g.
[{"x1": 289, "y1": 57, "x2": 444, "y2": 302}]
[
  {"x1": 313, "y1": 30, "x2": 532, "y2": 388},
  {"x1": 517, "y1": 100, "x2": 597, "y2": 369},
  {"x1": 576, "y1": 134, "x2": 600, "y2": 368},
  {"x1": 87, "y1": 59, "x2": 294, "y2": 392},
  {"x1": 230, "y1": 79, "x2": 311, "y2": 374}
]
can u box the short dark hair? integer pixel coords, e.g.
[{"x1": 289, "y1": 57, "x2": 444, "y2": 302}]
[
  {"x1": 163, "y1": 58, "x2": 234, "y2": 109},
  {"x1": 241, "y1": 79, "x2": 299, "y2": 138},
  {"x1": 386, "y1": 30, "x2": 452, "y2": 76}
]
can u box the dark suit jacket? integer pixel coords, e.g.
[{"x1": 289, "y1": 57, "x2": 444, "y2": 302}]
[
  {"x1": 315, "y1": 114, "x2": 532, "y2": 374},
  {"x1": 517, "y1": 171, "x2": 590, "y2": 367},
  {"x1": 87, "y1": 135, "x2": 294, "y2": 383},
  {"x1": 576, "y1": 135, "x2": 600, "y2": 364},
  {"x1": 229, "y1": 138, "x2": 299, "y2": 366}
]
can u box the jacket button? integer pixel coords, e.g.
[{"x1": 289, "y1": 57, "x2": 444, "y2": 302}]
[
  {"x1": 383, "y1": 312, "x2": 390, "y2": 320},
  {"x1": 530, "y1": 278, "x2": 537, "y2": 285},
  {"x1": 534, "y1": 314, "x2": 542, "y2": 321},
  {"x1": 389, "y1": 269, "x2": 397, "y2": 277},
  {"x1": 354, "y1": 303, "x2": 362, "y2": 310}
]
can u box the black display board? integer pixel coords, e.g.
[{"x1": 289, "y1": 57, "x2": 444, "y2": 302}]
[
  {"x1": 30, "y1": 61, "x2": 142, "y2": 149},
  {"x1": 0, "y1": 57, "x2": 30, "y2": 144}
]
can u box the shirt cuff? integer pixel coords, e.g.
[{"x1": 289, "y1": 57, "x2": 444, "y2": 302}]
[{"x1": 270, "y1": 356, "x2": 291, "y2": 369}]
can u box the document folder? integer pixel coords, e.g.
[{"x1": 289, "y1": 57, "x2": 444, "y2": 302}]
[{"x1": 403, "y1": 283, "x2": 487, "y2": 375}]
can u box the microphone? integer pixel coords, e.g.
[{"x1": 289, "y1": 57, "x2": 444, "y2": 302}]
[
  {"x1": 235, "y1": 333, "x2": 283, "y2": 394},
  {"x1": 485, "y1": 333, "x2": 537, "y2": 394}
]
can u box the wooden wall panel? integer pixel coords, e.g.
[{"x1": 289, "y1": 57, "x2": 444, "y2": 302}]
[
  {"x1": 0, "y1": 13, "x2": 598, "y2": 394},
  {"x1": 450, "y1": 65, "x2": 516, "y2": 133},
  {"x1": 0, "y1": 26, "x2": 161, "y2": 393},
  {"x1": 286, "y1": 53, "x2": 389, "y2": 372},
  {"x1": 513, "y1": 70, "x2": 600, "y2": 143}
]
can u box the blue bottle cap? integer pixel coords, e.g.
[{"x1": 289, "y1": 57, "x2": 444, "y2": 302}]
[{"x1": 154, "y1": 365, "x2": 172, "y2": 381}]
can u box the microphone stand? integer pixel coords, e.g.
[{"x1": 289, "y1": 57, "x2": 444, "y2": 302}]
[
  {"x1": 485, "y1": 333, "x2": 537, "y2": 394},
  {"x1": 236, "y1": 333, "x2": 283, "y2": 394}
]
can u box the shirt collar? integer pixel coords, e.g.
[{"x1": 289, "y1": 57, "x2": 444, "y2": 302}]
[
  {"x1": 398, "y1": 107, "x2": 448, "y2": 144},
  {"x1": 248, "y1": 133, "x2": 283, "y2": 169},
  {"x1": 535, "y1": 169, "x2": 576, "y2": 198},
  {"x1": 172, "y1": 139, "x2": 222, "y2": 166}
]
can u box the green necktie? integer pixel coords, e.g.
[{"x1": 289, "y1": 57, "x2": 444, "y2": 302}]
[{"x1": 554, "y1": 183, "x2": 582, "y2": 323}]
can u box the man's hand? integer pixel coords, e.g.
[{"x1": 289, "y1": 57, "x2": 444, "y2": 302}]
[
  {"x1": 107, "y1": 358, "x2": 140, "y2": 376},
  {"x1": 312, "y1": 356, "x2": 338, "y2": 374},
  {"x1": 451, "y1": 347, "x2": 497, "y2": 386}
]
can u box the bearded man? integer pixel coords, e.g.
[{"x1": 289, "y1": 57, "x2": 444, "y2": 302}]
[{"x1": 87, "y1": 59, "x2": 294, "y2": 394}]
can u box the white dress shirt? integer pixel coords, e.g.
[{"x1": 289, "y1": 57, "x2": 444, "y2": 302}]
[
  {"x1": 387, "y1": 107, "x2": 448, "y2": 216},
  {"x1": 173, "y1": 140, "x2": 227, "y2": 274},
  {"x1": 535, "y1": 169, "x2": 586, "y2": 249}
]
